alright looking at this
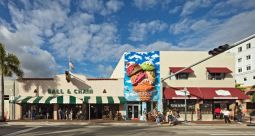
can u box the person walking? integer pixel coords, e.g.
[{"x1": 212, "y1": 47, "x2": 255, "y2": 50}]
[{"x1": 222, "y1": 108, "x2": 231, "y2": 124}]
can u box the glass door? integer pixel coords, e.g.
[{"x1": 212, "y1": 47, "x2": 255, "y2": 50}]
[{"x1": 127, "y1": 104, "x2": 140, "y2": 119}]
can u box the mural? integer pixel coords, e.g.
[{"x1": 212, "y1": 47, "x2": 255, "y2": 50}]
[{"x1": 124, "y1": 51, "x2": 160, "y2": 102}]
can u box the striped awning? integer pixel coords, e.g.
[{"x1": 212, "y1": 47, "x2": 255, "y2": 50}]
[
  {"x1": 88, "y1": 96, "x2": 126, "y2": 104},
  {"x1": 50, "y1": 96, "x2": 83, "y2": 104},
  {"x1": 13, "y1": 96, "x2": 55, "y2": 104}
]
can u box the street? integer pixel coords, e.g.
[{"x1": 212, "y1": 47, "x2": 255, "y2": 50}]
[{"x1": 1, "y1": 124, "x2": 255, "y2": 136}]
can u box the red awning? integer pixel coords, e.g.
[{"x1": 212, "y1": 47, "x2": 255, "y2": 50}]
[
  {"x1": 206, "y1": 67, "x2": 232, "y2": 73},
  {"x1": 169, "y1": 67, "x2": 194, "y2": 73},
  {"x1": 164, "y1": 87, "x2": 203, "y2": 99},
  {"x1": 198, "y1": 88, "x2": 248, "y2": 99},
  {"x1": 164, "y1": 87, "x2": 249, "y2": 100}
]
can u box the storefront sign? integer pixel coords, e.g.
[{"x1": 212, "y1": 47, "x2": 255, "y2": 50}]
[
  {"x1": 215, "y1": 90, "x2": 231, "y2": 96},
  {"x1": 48, "y1": 88, "x2": 93, "y2": 94},
  {"x1": 170, "y1": 104, "x2": 185, "y2": 107}
]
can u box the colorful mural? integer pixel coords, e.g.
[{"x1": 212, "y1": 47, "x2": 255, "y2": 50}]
[{"x1": 124, "y1": 51, "x2": 160, "y2": 102}]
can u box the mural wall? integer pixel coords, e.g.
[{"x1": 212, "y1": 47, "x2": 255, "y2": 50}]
[{"x1": 124, "y1": 51, "x2": 160, "y2": 102}]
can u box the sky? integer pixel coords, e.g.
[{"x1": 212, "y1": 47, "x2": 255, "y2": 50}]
[{"x1": 0, "y1": 0, "x2": 255, "y2": 78}]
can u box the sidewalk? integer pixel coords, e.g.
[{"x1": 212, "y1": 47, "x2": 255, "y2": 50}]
[{"x1": 1, "y1": 120, "x2": 252, "y2": 127}]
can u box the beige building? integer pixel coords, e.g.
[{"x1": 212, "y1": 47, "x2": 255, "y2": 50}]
[
  {"x1": 10, "y1": 74, "x2": 126, "y2": 120},
  {"x1": 111, "y1": 51, "x2": 248, "y2": 121}
]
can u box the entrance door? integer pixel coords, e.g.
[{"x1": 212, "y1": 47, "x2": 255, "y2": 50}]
[{"x1": 127, "y1": 104, "x2": 139, "y2": 119}]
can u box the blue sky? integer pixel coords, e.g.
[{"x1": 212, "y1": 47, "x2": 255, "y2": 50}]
[{"x1": 0, "y1": 0, "x2": 255, "y2": 78}]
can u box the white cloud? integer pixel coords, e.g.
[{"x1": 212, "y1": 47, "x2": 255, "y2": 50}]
[
  {"x1": 129, "y1": 54, "x2": 142, "y2": 60},
  {"x1": 97, "y1": 64, "x2": 114, "y2": 77},
  {"x1": 208, "y1": 0, "x2": 255, "y2": 17},
  {"x1": 179, "y1": 10, "x2": 255, "y2": 50},
  {"x1": 80, "y1": 0, "x2": 123, "y2": 16},
  {"x1": 133, "y1": 0, "x2": 157, "y2": 10},
  {"x1": 169, "y1": 6, "x2": 181, "y2": 14},
  {"x1": 169, "y1": 19, "x2": 193, "y2": 35},
  {"x1": 181, "y1": 0, "x2": 211, "y2": 16},
  {"x1": 129, "y1": 20, "x2": 168, "y2": 41}
]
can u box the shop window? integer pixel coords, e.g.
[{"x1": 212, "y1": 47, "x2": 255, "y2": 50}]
[
  {"x1": 247, "y1": 102, "x2": 255, "y2": 109},
  {"x1": 208, "y1": 73, "x2": 225, "y2": 80},
  {"x1": 175, "y1": 73, "x2": 189, "y2": 80},
  {"x1": 167, "y1": 100, "x2": 196, "y2": 114},
  {"x1": 246, "y1": 43, "x2": 251, "y2": 49},
  {"x1": 200, "y1": 100, "x2": 212, "y2": 114},
  {"x1": 238, "y1": 47, "x2": 242, "y2": 52}
]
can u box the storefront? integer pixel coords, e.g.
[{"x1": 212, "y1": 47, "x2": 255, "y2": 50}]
[
  {"x1": 164, "y1": 87, "x2": 249, "y2": 121},
  {"x1": 10, "y1": 75, "x2": 126, "y2": 120}
]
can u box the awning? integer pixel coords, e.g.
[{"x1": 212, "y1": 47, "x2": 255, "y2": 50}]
[
  {"x1": 169, "y1": 67, "x2": 194, "y2": 74},
  {"x1": 14, "y1": 96, "x2": 55, "y2": 104},
  {"x1": 50, "y1": 96, "x2": 83, "y2": 104},
  {"x1": 200, "y1": 88, "x2": 249, "y2": 99},
  {"x1": 206, "y1": 67, "x2": 232, "y2": 73},
  {"x1": 164, "y1": 87, "x2": 203, "y2": 99},
  {"x1": 164, "y1": 87, "x2": 248, "y2": 100},
  {"x1": 88, "y1": 96, "x2": 126, "y2": 104}
]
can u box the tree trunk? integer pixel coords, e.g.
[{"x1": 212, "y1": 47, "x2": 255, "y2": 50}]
[{"x1": 0, "y1": 72, "x2": 4, "y2": 121}]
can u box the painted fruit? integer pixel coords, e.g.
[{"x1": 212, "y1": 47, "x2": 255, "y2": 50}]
[{"x1": 140, "y1": 61, "x2": 155, "y2": 71}]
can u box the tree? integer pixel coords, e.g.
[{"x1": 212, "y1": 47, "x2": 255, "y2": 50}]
[{"x1": 0, "y1": 43, "x2": 23, "y2": 121}]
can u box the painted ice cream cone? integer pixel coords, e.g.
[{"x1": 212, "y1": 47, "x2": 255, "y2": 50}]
[{"x1": 138, "y1": 92, "x2": 151, "y2": 102}]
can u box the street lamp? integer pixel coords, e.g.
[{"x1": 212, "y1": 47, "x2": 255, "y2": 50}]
[{"x1": 183, "y1": 87, "x2": 189, "y2": 122}]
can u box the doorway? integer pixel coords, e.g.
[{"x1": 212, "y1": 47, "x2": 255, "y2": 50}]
[{"x1": 127, "y1": 104, "x2": 139, "y2": 120}]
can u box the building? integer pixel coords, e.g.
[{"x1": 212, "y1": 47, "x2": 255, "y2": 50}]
[
  {"x1": 227, "y1": 34, "x2": 255, "y2": 88},
  {"x1": 10, "y1": 74, "x2": 126, "y2": 120},
  {"x1": 111, "y1": 51, "x2": 248, "y2": 121},
  {"x1": 0, "y1": 77, "x2": 15, "y2": 120},
  {"x1": 227, "y1": 34, "x2": 255, "y2": 115}
]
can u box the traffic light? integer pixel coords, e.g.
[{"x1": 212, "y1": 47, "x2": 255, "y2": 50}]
[
  {"x1": 65, "y1": 71, "x2": 71, "y2": 82},
  {"x1": 208, "y1": 44, "x2": 230, "y2": 56}
]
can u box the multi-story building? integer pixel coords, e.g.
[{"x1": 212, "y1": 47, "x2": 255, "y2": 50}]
[
  {"x1": 227, "y1": 34, "x2": 255, "y2": 88},
  {"x1": 111, "y1": 51, "x2": 248, "y2": 121}
]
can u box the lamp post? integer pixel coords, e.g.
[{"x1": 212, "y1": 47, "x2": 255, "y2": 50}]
[{"x1": 183, "y1": 87, "x2": 188, "y2": 122}]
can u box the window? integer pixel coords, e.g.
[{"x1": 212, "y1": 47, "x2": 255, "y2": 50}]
[
  {"x1": 247, "y1": 102, "x2": 255, "y2": 109},
  {"x1": 247, "y1": 66, "x2": 251, "y2": 71},
  {"x1": 246, "y1": 55, "x2": 251, "y2": 60},
  {"x1": 238, "y1": 58, "x2": 242, "y2": 63},
  {"x1": 175, "y1": 73, "x2": 189, "y2": 80},
  {"x1": 253, "y1": 76, "x2": 255, "y2": 79},
  {"x1": 238, "y1": 68, "x2": 242, "y2": 73},
  {"x1": 244, "y1": 77, "x2": 247, "y2": 81},
  {"x1": 208, "y1": 73, "x2": 225, "y2": 80},
  {"x1": 246, "y1": 43, "x2": 251, "y2": 49},
  {"x1": 238, "y1": 47, "x2": 242, "y2": 52}
]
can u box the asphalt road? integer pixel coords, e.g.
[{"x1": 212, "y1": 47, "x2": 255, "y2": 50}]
[{"x1": 1, "y1": 125, "x2": 255, "y2": 136}]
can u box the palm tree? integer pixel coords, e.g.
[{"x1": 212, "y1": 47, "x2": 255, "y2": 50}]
[{"x1": 0, "y1": 43, "x2": 23, "y2": 121}]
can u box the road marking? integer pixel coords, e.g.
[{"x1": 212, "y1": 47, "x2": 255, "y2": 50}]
[
  {"x1": 211, "y1": 134, "x2": 255, "y2": 135},
  {"x1": 3, "y1": 127, "x2": 40, "y2": 136}
]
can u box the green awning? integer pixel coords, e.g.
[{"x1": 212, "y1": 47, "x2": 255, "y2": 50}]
[
  {"x1": 21, "y1": 96, "x2": 32, "y2": 103},
  {"x1": 88, "y1": 96, "x2": 126, "y2": 104},
  {"x1": 50, "y1": 96, "x2": 83, "y2": 104},
  {"x1": 118, "y1": 96, "x2": 126, "y2": 104},
  {"x1": 96, "y1": 96, "x2": 102, "y2": 104},
  {"x1": 83, "y1": 96, "x2": 90, "y2": 104},
  {"x1": 107, "y1": 96, "x2": 114, "y2": 104}
]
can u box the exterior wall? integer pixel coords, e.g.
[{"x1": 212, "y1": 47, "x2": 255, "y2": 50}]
[
  {"x1": 17, "y1": 74, "x2": 124, "y2": 98},
  {"x1": 228, "y1": 34, "x2": 255, "y2": 87},
  {"x1": 111, "y1": 55, "x2": 124, "y2": 79},
  {"x1": 160, "y1": 51, "x2": 235, "y2": 87}
]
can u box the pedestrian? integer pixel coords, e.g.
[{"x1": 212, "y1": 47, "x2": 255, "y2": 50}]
[
  {"x1": 46, "y1": 108, "x2": 49, "y2": 119},
  {"x1": 32, "y1": 109, "x2": 36, "y2": 120},
  {"x1": 167, "y1": 110, "x2": 174, "y2": 126},
  {"x1": 70, "y1": 109, "x2": 73, "y2": 120},
  {"x1": 156, "y1": 111, "x2": 161, "y2": 125},
  {"x1": 58, "y1": 108, "x2": 61, "y2": 120},
  {"x1": 221, "y1": 108, "x2": 231, "y2": 124}
]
